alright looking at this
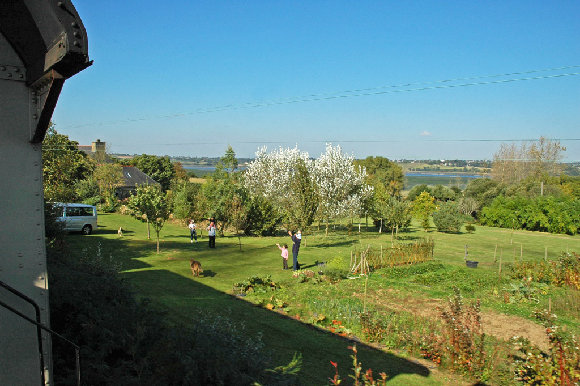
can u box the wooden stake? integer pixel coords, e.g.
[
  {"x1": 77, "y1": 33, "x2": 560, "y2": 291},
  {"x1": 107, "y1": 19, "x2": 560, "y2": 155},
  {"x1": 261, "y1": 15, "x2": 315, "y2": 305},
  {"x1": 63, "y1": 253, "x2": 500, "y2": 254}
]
[
  {"x1": 545, "y1": 246, "x2": 548, "y2": 262},
  {"x1": 499, "y1": 255, "x2": 503, "y2": 279},
  {"x1": 548, "y1": 297, "x2": 552, "y2": 313},
  {"x1": 520, "y1": 243, "x2": 523, "y2": 260},
  {"x1": 363, "y1": 274, "x2": 369, "y2": 313}
]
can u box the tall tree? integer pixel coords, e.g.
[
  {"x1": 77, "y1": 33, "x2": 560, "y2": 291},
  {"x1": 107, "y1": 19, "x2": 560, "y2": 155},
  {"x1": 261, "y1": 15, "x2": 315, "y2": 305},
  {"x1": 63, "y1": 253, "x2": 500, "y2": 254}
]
[
  {"x1": 93, "y1": 163, "x2": 124, "y2": 208},
  {"x1": 198, "y1": 147, "x2": 244, "y2": 234},
  {"x1": 42, "y1": 125, "x2": 94, "y2": 202},
  {"x1": 243, "y1": 146, "x2": 315, "y2": 229},
  {"x1": 128, "y1": 185, "x2": 170, "y2": 253},
  {"x1": 219, "y1": 145, "x2": 239, "y2": 175},
  {"x1": 355, "y1": 156, "x2": 404, "y2": 198},
  {"x1": 412, "y1": 191, "x2": 436, "y2": 231},
  {"x1": 133, "y1": 154, "x2": 175, "y2": 191},
  {"x1": 492, "y1": 137, "x2": 566, "y2": 184},
  {"x1": 313, "y1": 144, "x2": 372, "y2": 235}
]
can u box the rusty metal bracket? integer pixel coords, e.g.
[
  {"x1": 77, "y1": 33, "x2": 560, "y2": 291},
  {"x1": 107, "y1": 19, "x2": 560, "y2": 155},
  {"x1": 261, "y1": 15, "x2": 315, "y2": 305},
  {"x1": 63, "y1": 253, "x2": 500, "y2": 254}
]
[{"x1": 30, "y1": 70, "x2": 65, "y2": 143}]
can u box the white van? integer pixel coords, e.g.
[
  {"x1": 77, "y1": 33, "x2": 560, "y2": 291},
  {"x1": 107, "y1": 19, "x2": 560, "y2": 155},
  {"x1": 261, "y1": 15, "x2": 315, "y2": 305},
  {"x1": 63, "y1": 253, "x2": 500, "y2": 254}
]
[{"x1": 55, "y1": 203, "x2": 97, "y2": 235}]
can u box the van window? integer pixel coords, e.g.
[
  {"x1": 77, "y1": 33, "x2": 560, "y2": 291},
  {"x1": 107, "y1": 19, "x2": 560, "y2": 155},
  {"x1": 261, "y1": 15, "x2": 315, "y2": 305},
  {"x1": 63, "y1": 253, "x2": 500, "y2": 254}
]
[{"x1": 66, "y1": 207, "x2": 94, "y2": 217}]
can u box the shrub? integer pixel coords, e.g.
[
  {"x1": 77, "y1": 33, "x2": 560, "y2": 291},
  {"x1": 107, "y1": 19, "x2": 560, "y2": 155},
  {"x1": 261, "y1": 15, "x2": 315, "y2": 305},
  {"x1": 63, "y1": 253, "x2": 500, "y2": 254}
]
[
  {"x1": 44, "y1": 202, "x2": 65, "y2": 249},
  {"x1": 480, "y1": 195, "x2": 580, "y2": 235},
  {"x1": 245, "y1": 196, "x2": 282, "y2": 236},
  {"x1": 432, "y1": 201, "x2": 466, "y2": 233},
  {"x1": 438, "y1": 288, "x2": 486, "y2": 376},
  {"x1": 465, "y1": 224, "x2": 476, "y2": 233},
  {"x1": 513, "y1": 310, "x2": 580, "y2": 385},
  {"x1": 509, "y1": 251, "x2": 580, "y2": 290},
  {"x1": 233, "y1": 275, "x2": 279, "y2": 294}
]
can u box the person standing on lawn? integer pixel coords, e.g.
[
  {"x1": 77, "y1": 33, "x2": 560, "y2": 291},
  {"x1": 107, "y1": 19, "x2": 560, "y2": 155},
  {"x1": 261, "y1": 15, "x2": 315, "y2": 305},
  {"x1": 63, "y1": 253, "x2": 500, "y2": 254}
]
[
  {"x1": 288, "y1": 230, "x2": 302, "y2": 270},
  {"x1": 276, "y1": 243, "x2": 289, "y2": 270},
  {"x1": 207, "y1": 221, "x2": 216, "y2": 248},
  {"x1": 188, "y1": 219, "x2": 197, "y2": 243}
]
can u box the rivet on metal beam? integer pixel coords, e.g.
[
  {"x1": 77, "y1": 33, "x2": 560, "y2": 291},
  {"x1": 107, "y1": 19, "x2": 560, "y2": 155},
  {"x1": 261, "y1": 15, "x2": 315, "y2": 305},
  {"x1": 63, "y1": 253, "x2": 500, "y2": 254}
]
[
  {"x1": 1, "y1": 66, "x2": 6, "y2": 71},
  {"x1": 14, "y1": 67, "x2": 19, "y2": 72},
  {"x1": 71, "y1": 21, "x2": 79, "y2": 28},
  {"x1": 74, "y1": 32, "x2": 81, "y2": 38},
  {"x1": 73, "y1": 41, "x2": 81, "y2": 47},
  {"x1": 33, "y1": 114, "x2": 38, "y2": 119},
  {"x1": 57, "y1": 1, "x2": 65, "y2": 8}
]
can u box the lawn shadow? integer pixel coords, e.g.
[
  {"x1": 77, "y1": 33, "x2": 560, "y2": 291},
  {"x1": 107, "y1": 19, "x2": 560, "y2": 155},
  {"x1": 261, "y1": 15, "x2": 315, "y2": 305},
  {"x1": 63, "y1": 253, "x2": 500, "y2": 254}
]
[
  {"x1": 122, "y1": 268, "x2": 432, "y2": 384},
  {"x1": 64, "y1": 234, "x2": 157, "y2": 271},
  {"x1": 201, "y1": 269, "x2": 216, "y2": 277}
]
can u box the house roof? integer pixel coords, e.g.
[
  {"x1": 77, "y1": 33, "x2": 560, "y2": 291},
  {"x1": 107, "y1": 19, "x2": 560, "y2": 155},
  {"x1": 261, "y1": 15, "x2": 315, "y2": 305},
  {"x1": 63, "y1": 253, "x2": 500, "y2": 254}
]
[{"x1": 120, "y1": 166, "x2": 159, "y2": 188}]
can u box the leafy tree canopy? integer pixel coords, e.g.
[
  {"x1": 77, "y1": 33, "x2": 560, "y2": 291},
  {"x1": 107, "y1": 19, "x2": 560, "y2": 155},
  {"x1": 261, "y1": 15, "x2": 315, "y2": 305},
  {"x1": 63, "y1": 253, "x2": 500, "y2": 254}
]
[
  {"x1": 355, "y1": 156, "x2": 404, "y2": 197},
  {"x1": 133, "y1": 154, "x2": 175, "y2": 191},
  {"x1": 42, "y1": 125, "x2": 94, "y2": 202}
]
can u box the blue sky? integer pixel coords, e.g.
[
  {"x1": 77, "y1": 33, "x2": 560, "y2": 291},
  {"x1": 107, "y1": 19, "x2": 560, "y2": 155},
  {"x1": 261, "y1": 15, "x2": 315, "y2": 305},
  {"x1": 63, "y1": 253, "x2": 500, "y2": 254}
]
[{"x1": 52, "y1": 1, "x2": 580, "y2": 161}]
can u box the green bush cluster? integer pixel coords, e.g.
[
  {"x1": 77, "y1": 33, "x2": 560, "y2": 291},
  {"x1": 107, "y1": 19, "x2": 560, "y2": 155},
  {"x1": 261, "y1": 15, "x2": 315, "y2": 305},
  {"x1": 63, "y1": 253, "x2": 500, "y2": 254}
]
[
  {"x1": 233, "y1": 275, "x2": 279, "y2": 294},
  {"x1": 432, "y1": 201, "x2": 468, "y2": 233},
  {"x1": 480, "y1": 195, "x2": 580, "y2": 234},
  {"x1": 513, "y1": 310, "x2": 580, "y2": 385},
  {"x1": 508, "y1": 251, "x2": 580, "y2": 290}
]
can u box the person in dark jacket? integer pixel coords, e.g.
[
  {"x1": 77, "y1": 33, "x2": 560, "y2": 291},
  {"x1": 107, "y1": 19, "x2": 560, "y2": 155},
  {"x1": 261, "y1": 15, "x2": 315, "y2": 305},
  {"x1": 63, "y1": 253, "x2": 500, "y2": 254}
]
[{"x1": 288, "y1": 230, "x2": 302, "y2": 270}]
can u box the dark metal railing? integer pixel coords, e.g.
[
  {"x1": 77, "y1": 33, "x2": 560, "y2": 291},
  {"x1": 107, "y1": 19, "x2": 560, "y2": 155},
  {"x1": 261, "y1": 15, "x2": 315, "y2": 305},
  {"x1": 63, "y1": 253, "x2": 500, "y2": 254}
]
[{"x1": 0, "y1": 280, "x2": 80, "y2": 386}]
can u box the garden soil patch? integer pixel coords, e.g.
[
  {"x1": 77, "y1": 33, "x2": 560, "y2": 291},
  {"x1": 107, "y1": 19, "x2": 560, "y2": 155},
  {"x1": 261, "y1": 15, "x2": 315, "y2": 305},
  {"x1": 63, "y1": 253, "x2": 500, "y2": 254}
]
[{"x1": 363, "y1": 289, "x2": 549, "y2": 351}]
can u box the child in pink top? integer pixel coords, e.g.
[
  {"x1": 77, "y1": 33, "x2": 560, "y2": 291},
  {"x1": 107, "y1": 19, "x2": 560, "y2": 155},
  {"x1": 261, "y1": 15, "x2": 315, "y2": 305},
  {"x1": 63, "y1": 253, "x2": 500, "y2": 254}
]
[{"x1": 276, "y1": 243, "x2": 289, "y2": 270}]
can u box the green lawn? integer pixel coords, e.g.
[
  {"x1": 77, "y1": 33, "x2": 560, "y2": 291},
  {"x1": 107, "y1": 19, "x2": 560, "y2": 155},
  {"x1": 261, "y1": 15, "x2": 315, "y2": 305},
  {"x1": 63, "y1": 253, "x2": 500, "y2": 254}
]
[{"x1": 64, "y1": 213, "x2": 580, "y2": 384}]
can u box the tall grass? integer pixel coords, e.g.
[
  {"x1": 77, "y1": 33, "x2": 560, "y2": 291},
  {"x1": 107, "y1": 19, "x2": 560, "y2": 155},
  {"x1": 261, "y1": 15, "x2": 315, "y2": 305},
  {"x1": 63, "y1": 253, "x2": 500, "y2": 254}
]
[{"x1": 364, "y1": 238, "x2": 435, "y2": 269}]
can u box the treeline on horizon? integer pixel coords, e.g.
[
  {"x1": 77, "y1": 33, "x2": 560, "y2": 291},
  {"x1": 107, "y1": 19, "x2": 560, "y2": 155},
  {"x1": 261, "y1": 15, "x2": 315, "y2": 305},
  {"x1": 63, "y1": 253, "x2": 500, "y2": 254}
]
[{"x1": 113, "y1": 153, "x2": 579, "y2": 173}]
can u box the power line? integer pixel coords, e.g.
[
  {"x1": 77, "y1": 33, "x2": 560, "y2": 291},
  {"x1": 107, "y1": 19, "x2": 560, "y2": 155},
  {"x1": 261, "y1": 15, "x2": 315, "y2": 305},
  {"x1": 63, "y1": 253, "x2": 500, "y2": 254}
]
[
  {"x1": 42, "y1": 137, "x2": 580, "y2": 150},
  {"x1": 61, "y1": 65, "x2": 580, "y2": 130}
]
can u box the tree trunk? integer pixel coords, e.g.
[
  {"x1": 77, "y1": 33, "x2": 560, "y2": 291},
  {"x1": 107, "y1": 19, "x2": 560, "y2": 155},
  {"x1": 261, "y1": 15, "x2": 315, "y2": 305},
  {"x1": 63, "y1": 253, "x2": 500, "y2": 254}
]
[
  {"x1": 156, "y1": 231, "x2": 160, "y2": 254},
  {"x1": 147, "y1": 219, "x2": 151, "y2": 240}
]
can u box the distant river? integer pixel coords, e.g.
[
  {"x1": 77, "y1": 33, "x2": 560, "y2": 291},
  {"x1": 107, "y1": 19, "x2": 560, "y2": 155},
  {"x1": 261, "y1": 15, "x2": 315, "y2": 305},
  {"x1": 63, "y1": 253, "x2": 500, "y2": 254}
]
[
  {"x1": 184, "y1": 166, "x2": 486, "y2": 179},
  {"x1": 405, "y1": 172, "x2": 486, "y2": 179}
]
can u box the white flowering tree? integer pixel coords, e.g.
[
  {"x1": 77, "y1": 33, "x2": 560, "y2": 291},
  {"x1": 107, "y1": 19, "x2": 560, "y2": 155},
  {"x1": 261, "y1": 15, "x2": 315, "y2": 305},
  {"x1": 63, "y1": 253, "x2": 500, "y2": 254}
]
[
  {"x1": 243, "y1": 146, "x2": 317, "y2": 229},
  {"x1": 313, "y1": 144, "x2": 373, "y2": 235},
  {"x1": 243, "y1": 144, "x2": 372, "y2": 234}
]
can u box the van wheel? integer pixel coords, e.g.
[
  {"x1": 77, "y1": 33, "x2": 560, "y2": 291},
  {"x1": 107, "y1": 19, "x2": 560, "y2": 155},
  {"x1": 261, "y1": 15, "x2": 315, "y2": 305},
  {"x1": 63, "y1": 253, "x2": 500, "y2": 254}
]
[{"x1": 81, "y1": 225, "x2": 92, "y2": 235}]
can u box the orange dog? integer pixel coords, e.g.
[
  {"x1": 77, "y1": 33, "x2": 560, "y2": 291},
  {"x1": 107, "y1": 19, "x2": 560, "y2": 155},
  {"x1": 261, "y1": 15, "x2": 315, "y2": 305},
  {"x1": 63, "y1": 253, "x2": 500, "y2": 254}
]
[{"x1": 190, "y1": 259, "x2": 203, "y2": 277}]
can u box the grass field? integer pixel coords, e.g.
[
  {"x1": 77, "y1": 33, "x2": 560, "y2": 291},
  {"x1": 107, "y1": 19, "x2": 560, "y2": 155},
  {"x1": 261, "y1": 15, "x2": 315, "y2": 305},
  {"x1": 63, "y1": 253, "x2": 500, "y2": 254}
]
[{"x1": 64, "y1": 213, "x2": 580, "y2": 384}]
